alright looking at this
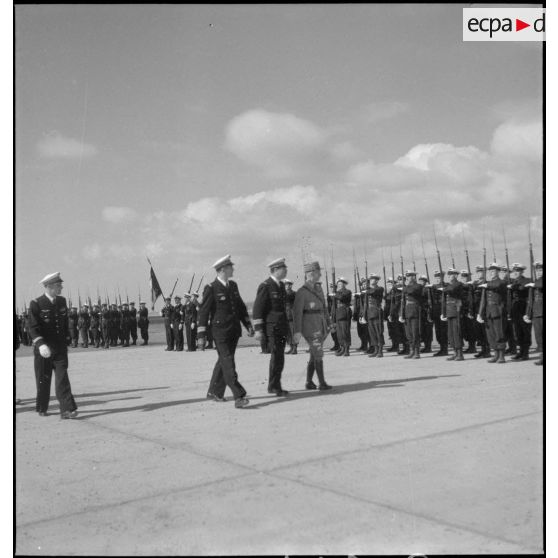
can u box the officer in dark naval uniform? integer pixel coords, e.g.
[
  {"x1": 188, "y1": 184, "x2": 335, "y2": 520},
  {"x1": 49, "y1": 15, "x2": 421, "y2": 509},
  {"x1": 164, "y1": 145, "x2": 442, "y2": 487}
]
[
  {"x1": 68, "y1": 306, "x2": 79, "y2": 348},
  {"x1": 138, "y1": 301, "x2": 149, "y2": 345},
  {"x1": 129, "y1": 301, "x2": 138, "y2": 345},
  {"x1": 333, "y1": 277, "x2": 352, "y2": 356},
  {"x1": 197, "y1": 255, "x2": 254, "y2": 408},
  {"x1": 27, "y1": 272, "x2": 78, "y2": 419},
  {"x1": 183, "y1": 293, "x2": 196, "y2": 352},
  {"x1": 384, "y1": 278, "x2": 397, "y2": 352},
  {"x1": 477, "y1": 263, "x2": 508, "y2": 364},
  {"x1": 364, "y1": 273, "x2": 384, "y2": 357},
  {"x1": 509, "y1": 263, "x2": 532, "y2": 361},
  {"x1": 431, "y1": 270, "x2": 448, "y2": 356},
  {"x1": 524, "y1": 261, "x2": 543, "y2": 365},
  {"x1": 399, "y1": 270, "x2": 423, "y2": 359},
  {"x1": 172, "y1": 295, "x2": 184, "y2": 351},
  {"x1": 160, "y1": 297, "x2": 174, "y2": 351},
  {"x1": 90, "y1": 304, "x2": 101, "y2": 348},
  {"x1": 78, "y1": 304, "x2": 90, "y2": 348},
  {"x1": 101, "y1": 303, "x2": 111, "y2": 349},
  {"x1": 120, "y1": 302, "x2": 131, "y2": 347},
  {"x1": 253, "y1": 257, "x2": 290, "y2": 396}
]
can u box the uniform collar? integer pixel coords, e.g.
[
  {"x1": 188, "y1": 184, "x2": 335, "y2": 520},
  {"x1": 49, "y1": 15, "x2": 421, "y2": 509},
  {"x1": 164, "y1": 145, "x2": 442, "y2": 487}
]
[
  {"x1": 44, "y1": 292, "x2": 56, "y2": 304},
  {"x1": 269, "y1": 275, "x2": 281, "y2": 286},
  {"x1": 217, "y1": 277, "x2": 229, "y2": 288}
]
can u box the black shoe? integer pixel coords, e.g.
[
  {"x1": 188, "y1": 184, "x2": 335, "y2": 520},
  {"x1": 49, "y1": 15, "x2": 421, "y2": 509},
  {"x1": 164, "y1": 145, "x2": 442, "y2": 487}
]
[
  {"x1": 275, "y1": 390, "x2": 289, "y2": 397},
  {"x1": 305, "y1": 382, "x2": 317, "y2": 390},
  {"x1": 433, "y1": 349, "x2": 448, "y2": 357},
  {"x1": 38, "y1": 411, "x2": 48, "y2": 417},
  {"x1": 420, "y1": 346, "x2": 432, "y2": 353},
  {"x1": 235, "y1": 397, "x2": 250, "y2": 408},
  {"x1": 386, "y1": 345, "x2": 397, "y2": 352},
  {"x1": 212, "y1": 395, "x2": 227, "y2": 402},
  {"x1": 319, "y1": 383, "x2": 332, "y2": 391},
  {"x1": 60, "y1": 410, "x2": 78, "y2": 419}
]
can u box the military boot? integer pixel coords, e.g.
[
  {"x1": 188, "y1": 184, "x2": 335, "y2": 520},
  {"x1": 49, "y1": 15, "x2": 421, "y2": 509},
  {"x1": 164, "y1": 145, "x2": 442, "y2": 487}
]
[
  {"x1": 315, "y1": 360, "x2": 332, "y2": 390},
  {"x1": 497, "y1": 350, "x2": 506, "y2": 364},
  {"x1": 404, "y1": 348, "x2": 415, "y2": 359},
  {"x1": 447, "y1": 350, "x2": 457, "y2": 361},
  {"x1": 488, "y1": 350, "x2": 499, "y2": 363},
  {"x1": 455, "y1": 348, "x2": 464, "y2": 361},
  {"x1": 305, "y1": 360, "x2": 317, "y2": 390},
  {"x1": 376, "y1": 345, "x2": 384, "y2": 358}
]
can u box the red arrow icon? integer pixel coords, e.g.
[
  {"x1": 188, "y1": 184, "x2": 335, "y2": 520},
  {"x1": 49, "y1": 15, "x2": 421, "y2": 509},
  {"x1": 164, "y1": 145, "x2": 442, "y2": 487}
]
[{"x1": 516, "y1": 19, "x2": 530, "y2": 31}]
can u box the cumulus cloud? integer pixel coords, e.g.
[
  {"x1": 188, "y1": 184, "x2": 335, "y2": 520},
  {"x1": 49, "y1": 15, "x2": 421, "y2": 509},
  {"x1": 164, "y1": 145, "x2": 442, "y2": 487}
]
[
  {"x1": 37, "y1": 131, "x2": 97, "y2": 159},
  {"x1": 102, "y1": 206, "x2": 139, "y2": 224},
  {"x1": 490, "y1": 119, "x2": 542, "y2": 162},
  {"x1": 224, "y1": 109, "x2": 360, "y2": 178}
]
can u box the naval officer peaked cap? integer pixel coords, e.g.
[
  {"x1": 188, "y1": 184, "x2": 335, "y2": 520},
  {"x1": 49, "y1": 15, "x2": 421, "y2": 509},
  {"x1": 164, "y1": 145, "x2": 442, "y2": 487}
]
[
  {"x1": 268, "y1": 257, "x2": 286, "y2": 269},
  {"x1": 40, "y1": 272, "x2": 63, "y2": 286},
  {"x1": 512, "y1": 262, "x2": 526, "y2": 271},
  {"x1": 488, "y1": 262, "x2": 501, "y2": 271},
  {"x1": 213, "y1": 254, "x2": 234, "y2": 270}
]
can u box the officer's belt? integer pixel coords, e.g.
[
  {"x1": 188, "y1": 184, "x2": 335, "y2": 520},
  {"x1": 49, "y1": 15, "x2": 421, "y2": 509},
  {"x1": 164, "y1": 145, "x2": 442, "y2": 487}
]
[{"x1": 303, "y1": 309, "x2": 322, "y2": 314}]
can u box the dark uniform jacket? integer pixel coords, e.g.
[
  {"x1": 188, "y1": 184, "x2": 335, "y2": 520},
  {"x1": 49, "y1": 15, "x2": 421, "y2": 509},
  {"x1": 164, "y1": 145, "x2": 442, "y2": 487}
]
[
  {"x1": 442, "y1": 281, "x2": 463, "y2": 318},
  {"x1": 364, "y1": 285, "x2": 384, "y2": 320},
  {"x1": 526, "y1": 277, "x2": 543, "y2": 319},
  {"x1": 197, "y1": 279, "x2": 251, "y2": 341},
  {"x1": 138, "y1": 307, "x2": 149, "y2": 325},
  {"x1": 401, "y1": 282, "x2": 423, "y2": 319},
  {"x1": 285, "y1": 290, "x2": 296, "y2": 321},
  {"x1": 161, "y1": 305, "x2": 174, "y2": 323},
  {"x1": 479, "y1": 278, "x2": 507, "y2": 319},
  {"x1": 77, "y1": 310, "x2": 91, "y2": 330},
  {"x1": 252, "y1": 277, "x2": 289, "y2": 336},
  {"x1": 510, "y1": 276, "x2": 532, "y2": 315},
  {"x1": 334, "y1": 288, "x2": 352, "y2": 321},
  {"x1": 90, "y1": 310, "x2": 100, "y2": 329},
  {"x1": 27, "y1": 294, "x2": 69, "y2": 350}
]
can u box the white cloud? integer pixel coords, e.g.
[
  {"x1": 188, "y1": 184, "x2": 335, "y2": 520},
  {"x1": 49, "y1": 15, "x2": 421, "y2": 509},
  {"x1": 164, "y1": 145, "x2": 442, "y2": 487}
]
[
  {"x1": 490, "y1": 119, "x2": 542, "y2": 162},
  {"x1": 102, "y1": 206, "x2": 139, "y2": 224},
  {"x1": 37, "y1": 131, "x2": 97, "y2": 159}
]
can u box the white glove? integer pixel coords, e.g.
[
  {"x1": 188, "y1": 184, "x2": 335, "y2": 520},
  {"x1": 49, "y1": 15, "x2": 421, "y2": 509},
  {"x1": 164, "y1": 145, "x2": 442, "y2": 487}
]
[
  {"x1": 525, "y1": 283, "x2": 535, "y2": 288},
  {"x1": 179, "y1": 324, "x2": 183, "y2": 330},
  {"x1": 358, "y1": 317, "x2": 366, "y2": 324},
  {"x1": 476, "y1": 314, "x2": 484, "y2": 324},
  {"x1": 507, "y1": 284, "x2": 512, "y2": 289},
  {"x1": 523, "y1": 315, "x2": 532, "y2": 323},
  {"x1": 254, "y1": 330, "x2": 263, "y2": 341},
  {"x1": 398, "y1": 317, "x2": 404, "y2": 323},
  {"x1": 170, "y1": 324, "x2": 173, "y2": 329},
  {"x1": 39, "y1": 344, "x2": 51, "y2": 358},
  {"x1": 478, "y1": 284, "x2": 487, "y2": 289},
  {"x1": 247, "y1": 326, "x2": 255, "y2": 337},
  {"x1": 441, "y1": 316, "x2": 447, "y2": 322}
]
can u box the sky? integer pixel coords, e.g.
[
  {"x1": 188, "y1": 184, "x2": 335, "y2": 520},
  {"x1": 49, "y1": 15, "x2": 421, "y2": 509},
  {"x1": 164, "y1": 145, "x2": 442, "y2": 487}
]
[{"x1": 15, "y1": 4, "x2": 543, "y2": 309}]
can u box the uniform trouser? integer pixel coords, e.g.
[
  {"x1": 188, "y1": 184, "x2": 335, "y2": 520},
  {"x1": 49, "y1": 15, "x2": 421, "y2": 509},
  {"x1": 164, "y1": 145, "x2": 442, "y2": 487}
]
[
  {"x1": 69, "y1": 329, "x2": 78, "y2": 347},
  {"x1": 396, "y1": 321, "x2": 407, "y2": 345},
  {"x1": 512, "y1": 309, "x2": 532, "y2": 351},
  {"x1": 405, "y1": 317, "x2": 421, "y2": 349},
  {"x1": 139, "y1": 324, "x2": 149, "y2": 342},
  {"x1": 164, "y1": 321, "x2": 174, "y2": 349},
  {"x1": 267, "y1": 332, "x2": 287, "y2": 391},
  {"x1": 356, "y1": 321, "x2": 369, "y2": 348},
  {"x1": 34, "y1": 346, "x2": 76, "y2": 414},
  {"x1": 433, "y1": 315, "x2": 448, "y2": 349},
  {"x1": 421, "y1": 316, "x2": 433, "y2": 347},
  {"x1": 486, "y1": 315, "x2": 506, "y2": 350},
  {"x1": 473, "y1": 318, "x2": 488, "y2": 350},
  {"x1": 102, "y1": 323, "x2": 110, "y2": 347},
  {"x1": 121, "y1": 324, "x2": 131, "y2": 345},
  {"x1": 336, "y1": 318, "x2": 351, "y2": 348},
  {"x1": 90, "y1": 327, "x2": 100, "y2": 347},
  {"x1": 208, "y1": 335, "x2": 246, "y2": 399},
  {"x1": 79, "y1": 327, "x2": 89, "y2": 347},
  {"x1": 185, "y1": 322, "x2": 195, "y2": 351},
  {"x1": 173, "y1": 321, "x2": 184, "y2": 350},
  {"x1": 259, "y1": 331, "x2": 269, "y2": 353},
  {"x1": 110, "y1": 326, "x2": 119, "y2": 346},
  {"x1": 533, "y1": 317, "x2": 543, "y2": 353},
  {"x1": 206, "y1": 326, "x2": 214, "y2": 348},
  {"x1": 287, "y1": 319, "x2": 294, "y2": 346},
  {"x1": 330, "y1": 331, "x2": 339, "y2": 348},
  {"x1": 368, "y1": 318, "x2": 384, "y2": 348},
  {"x1": 461, "y1": 314, "x2": 474, "y2": 344},
  {"x1": 130, "y1": 322, "x2": 138, "y2": 343},
  {"x1": 447, "y1": 316, "x2": 463, "y2": 350},
  {"x1": 386, "y1": 320, "x2": 396, "y2": 344}
]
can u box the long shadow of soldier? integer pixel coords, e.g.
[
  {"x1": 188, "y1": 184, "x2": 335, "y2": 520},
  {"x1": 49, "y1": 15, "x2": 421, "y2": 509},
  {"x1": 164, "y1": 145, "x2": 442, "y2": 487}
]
[{"x1": 244, "y1": 374, "x2": 461, "y2": 409}]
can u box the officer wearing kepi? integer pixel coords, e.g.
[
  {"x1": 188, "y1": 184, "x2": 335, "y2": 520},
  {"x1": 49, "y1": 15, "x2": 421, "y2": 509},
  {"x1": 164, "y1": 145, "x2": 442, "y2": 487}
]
[
  {"x1": 253, "y1": 257, "x2": 290, "y2": 396},
  {"x1": 27, "y1": 272, "x2": 78, "y2": 419},
  {"x1": 197, "y1": 255, "x2": 254, "y2": 408}
]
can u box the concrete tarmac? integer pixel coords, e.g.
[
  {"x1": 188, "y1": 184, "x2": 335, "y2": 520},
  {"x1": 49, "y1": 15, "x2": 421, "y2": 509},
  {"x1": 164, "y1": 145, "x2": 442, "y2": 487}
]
[{"x1": 15, "y1": 333, "x2": 543, "y2": 555}]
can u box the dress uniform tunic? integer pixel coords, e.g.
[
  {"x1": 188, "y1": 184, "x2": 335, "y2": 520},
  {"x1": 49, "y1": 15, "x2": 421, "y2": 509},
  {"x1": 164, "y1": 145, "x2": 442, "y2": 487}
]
[
  {"x1": 197, "y1": 279, "x2": 252, "y2": 400},
  {"x1": 442, "y1": 281, "x2": 464, "y2": 351},
  {"x1": 365, "y1": 285, "x2": 384, "y2": 350},
  {"x1": 479, "y1": 279, "x2": 508, "y2": 351},
  {"x1": 510, "y1": 275, "x2": 533, "y2": 357},
  {"x1": 526, "y1": 277, "x2": 543, "y2": 356},
  {"x1": 401, "y1": 282, "x2": 423, "y2": 352},
  {"x1": 27, "y1": 294, "x2": 77, "y2": 415},
  {"x1": 252, "y1": 277, "x2": 289, "y2": 393},
  {"x1": 334, "y1": 287, "x2": 352, "y2": 350},
  {"x1": 138, "y1": 306, "x2": 149, "y2": 344}
]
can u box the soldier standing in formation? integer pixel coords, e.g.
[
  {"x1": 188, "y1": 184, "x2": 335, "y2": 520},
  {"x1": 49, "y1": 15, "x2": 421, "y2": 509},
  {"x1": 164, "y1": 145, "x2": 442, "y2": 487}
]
[
  {"x1": 399, "y1": 270, "x2": 423, "y2": 359},
  {"x1": 384, "y1": 278, "x2": 397, "y2": 352},
  {"x1": 129, "y1": 301, "x2": 138, "y2": 345},
  {"x1": 253, "y1": 258, "x2": 290, "y2": 396},
  {"x1": 161, "y1": 297, "x2": 174, "y2": 351},
  {"x1": 471, "y1": 265, "x2": 491, "y2": 358},
  {"x1": 460, "y1": 271, "x2": 476, "y2": 353},
  {"x1": 183, "y1": 294, "x2": 196, "y2": 352},
  {"x1": 172, "y1": 295, "x2": 184, "y2": 351},
  {"x1": 292, "y1": 261, "x2": 332, "y2": 391},
  {"x1": 498, "y1": 265, "x2": 516, "y2": 355},
  {"x1": 68, "y1": 306, "x2": 79, "y2": 348},
  {"x1": 509, "y1": 263, "x2": 532, "y2": 361},
  {"x1": 524, "y1": 261, "x2": 543, "y2": 366},
  {"x1": 197, "y1": 255, "x2": 254, "y2": 408},
  {"x1": 120, "y1": 302, "x2": 131, "y2": 347},
  {"x1": 354, "y1": 277, "x2": 369, "y2": 353},
  {"x1": 284, "y1": 279, "x2": 298, "y2": 354},
  {"x1": 78, "y1": 304, "x2": 90, "y2": 348},
  {"x1": 138, "y1": 301, "x2": 149, "y2": 345},
  {"x1": 477, "y1": 263, "x2": 507, "y2": 364},
  {"x1": 27, "y1": 272, "x2": 78, "y2": 419},
  {"x1": 364, "y1": 273, "x2": 384, "y2": 358},
  {"x1": 418, "y1": 274, "x2": 433, "y2": 353},
  {"x1": 431, "y1": 271, "x2": 448, "y2": 356},
  {"x1": 333, "y1": 277, "x2": 352, "y2": 356},
  {"x1": 441, "y1": 269, "x2": 465, "y2": 361},
  {"x1": 327, "y1": 282, "x2": 340, "y2": 353},
  {"x1": 101, "y1": 303, "x2": 111, "y2": 349},
  {"x1": 390, "y1": 274, "x2": 409, "y2": 355},
  {"x1": 90, "y1": 304, "x2": 101, "y2": 348}
]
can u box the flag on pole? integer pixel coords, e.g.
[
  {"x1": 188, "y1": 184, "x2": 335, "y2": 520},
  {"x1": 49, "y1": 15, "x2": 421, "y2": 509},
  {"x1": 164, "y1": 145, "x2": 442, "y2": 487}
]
[{"x1": 149, "y1": 265, "x2": 163, "y2": 311}]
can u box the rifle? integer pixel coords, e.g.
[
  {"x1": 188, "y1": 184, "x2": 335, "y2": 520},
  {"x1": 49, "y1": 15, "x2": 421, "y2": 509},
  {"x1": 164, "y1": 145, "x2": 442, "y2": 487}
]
[
  {"x1": 324, "y1": 262, "x2": 330, "y2": 299},
  {"x1": 398, "y1": 235, "x2": 404, "y2": 276},
  {"x1": 410, "y1": 238, "x2": 416, "y2": 273},
  {"x1": 188, "y1": 273, "x2": 196, "y2": 295},
  {"x1": 68, "y1": 290, "x2": 72, "y2": 309},
  {"x1": 382, "y1": 248, "x2": 387, "y2": 290},
  {"x1": 330, "y1": 247, "x2": 337, "y2": 319},
  {"x1": 352, "y1": 248, "x2": 358, "y2": 294},
  {"x1": 420, "y1": 235, "x2": 430, "y2": 283},
  {"x1": 390, "y1": 247, "x2": 396, "y2": 309},
  {"x1": 433, "y1": 225, "x2": 444, "y2": 282},
  {"x1": 448, "y1": 236, "x2": 456, "y2": 269},
  {"x1": 482, "y1": 224, "x2": 487, "y2": 275},
  {"x1": 528, "y1": 216, "x2": 535, "y2": 280},
  {"x1": 126, "y1": 290, "x2": 129, "y2": 305},
  {"x1": 138, "y1": 284, "x2": 141, "y2": 305},
  {"x1": 78, "y1": 289, "x2": 82, "y2": 310},
  {"x1": 503, "y1": 227, "x2": 512, "y2": 321},
  {"x1": 462, "y1": 226, "x2": 471, "y2": 276},
  {"x1": 196, "y1": 273, "x2": 205, "y2": 293},
  {"x1": 117, "y1": 285, "x2": 122, "y2": 306},
  {"x1": 490, "y1": 232, "x2": 497, "y2": 264},
  {"x1": 169, "y1": 277, "x2": 179, "y2": 299},
  {"x1": 97, "y1": 285, "x2": 101, "y2": 307}
]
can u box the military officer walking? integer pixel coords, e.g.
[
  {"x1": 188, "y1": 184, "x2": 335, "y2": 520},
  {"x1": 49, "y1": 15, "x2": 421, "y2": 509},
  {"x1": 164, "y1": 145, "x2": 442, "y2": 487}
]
[
  {"x1": 197, "y1": 255, "x2": 254, "y2": 408},
  {"x1": 27, "y1": 272, "x2": 78, "y2": 418},
  {"x1": 138, "y1": 301, "x2": 149, "y2": 345},
  {"x1": 292, "y1": 261, "x2": 332, "y2": 391},
  {"x1": 253, "y1": 258, "x2": 290, "y2": 396}
]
